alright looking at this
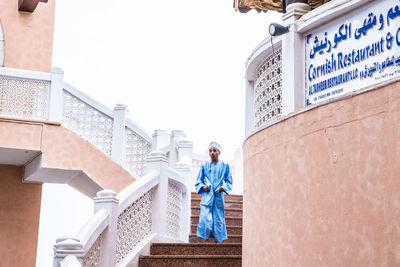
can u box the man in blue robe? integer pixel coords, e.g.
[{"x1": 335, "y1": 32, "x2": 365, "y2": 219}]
[{"x1": 195, "y1": 141, "x2": 233, "y2": 243}]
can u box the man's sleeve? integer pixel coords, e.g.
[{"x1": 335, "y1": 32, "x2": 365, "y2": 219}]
[
  {"x1": 194, "y1": 165, "x2": 210, "y2": 194},
  {"x1": 220, "y1": 164, "x2": 233, "y2": 194}
]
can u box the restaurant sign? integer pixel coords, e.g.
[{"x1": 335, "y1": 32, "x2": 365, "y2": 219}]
[{"x1": 305, "y1": 0, "x2": 400, "y2": 105}]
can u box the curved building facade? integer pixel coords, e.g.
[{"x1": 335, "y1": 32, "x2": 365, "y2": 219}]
[{"x1": 243, "y1": 0, "x2": 400, "y2": 265}]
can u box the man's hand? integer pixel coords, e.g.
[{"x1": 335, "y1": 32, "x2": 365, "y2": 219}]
[
  {"x1": 202, "y1": 185, "x2": 210, "y2": 192},
  {"x1": 218, "y1": 187, "x2": 223, "y2": 193}
]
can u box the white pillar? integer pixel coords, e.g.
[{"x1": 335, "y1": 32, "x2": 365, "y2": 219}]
[
  {"x1": 152, "y1": 129, "x2": 169, "y2": 151},
  {"x1": 281, "y1": 2, "x2": 310, "y2": 115},
  {"x1": 111, "y1": 104, "x2": 128, "y2": 165},
  {"x1": 175, "y1": 139, "x2": 193, "y2": 242},
  {"x1": 146, "y1": 151, "x2": 169, "y2": 240},
  {"x1": 245, "y1": 79, "x2": 255, "y2": 137},
  {"x1": 53, "y1": 237, "x2": 83, "y2": 267},
  {"x1": 169, "y1": 130, "x2": 186, "y2": 167},
  {"x1": 48, "y1": 67, "x2": 64, "y2": 122},
  {"x1": 93, "y1": 190, "x2": 119, "y2": 267}
]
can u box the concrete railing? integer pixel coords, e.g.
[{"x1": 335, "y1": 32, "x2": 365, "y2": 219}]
[
  {"x1": 53, "y1": 147, "x2": 192, "y2": 267},
  {"x1": 0, "y1": 67, "x2": 151, "y2": 177}
]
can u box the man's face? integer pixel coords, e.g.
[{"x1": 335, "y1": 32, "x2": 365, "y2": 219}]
[{"x1": 209, "y1": 147, "x2": 220, "y2": 162}]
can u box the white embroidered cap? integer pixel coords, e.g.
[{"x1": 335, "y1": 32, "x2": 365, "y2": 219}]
[{"x1": 208, "y1": 141, "x2": 221, "y2": 151}]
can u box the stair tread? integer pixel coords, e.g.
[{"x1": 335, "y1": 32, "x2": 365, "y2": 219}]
[
  {"x1": 189, "y1": 234, "x2": 242, "y2": 237},
  {"x1": 191, "y1": 207, "x2": 242, "y2": 211},
  {"x1": 191, "y1": 215, "x2": 242, "y2": 219},
  {"x1": 141, "y1": 255, "x2": 242, "y2": 259},
  {"x1": 191, "y1": 199, "x2": 243, "y2": 203},
  {"x1": 190, "y1": 224, "x2": 242, "y2": 228},
  {"x1": 152, "y1": 243, "x2": 242, "y2": 247}
]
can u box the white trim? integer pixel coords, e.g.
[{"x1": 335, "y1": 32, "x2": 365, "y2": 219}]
[
  {"x1": 77, "y1": 209, "x2": 109, "y2": 254},
  {"x1": 296, "y1": 0, "x2": 374, "y2": 33},
  {"x1": 63, "y1": 82, "x2": 114, "y2": 118},
  {"x1": 63, "y1": 82, "x2": 152, "y2": 144},
  {"x1": 117, "y1": 170, "x2": 159, "y2": 213},
  {"x1": 125, "y1": 119, "x2": 152, "y2": 144},
  {"x1": 0, "y1": 67, "x2": 51, "y2": 81},
  {"x1": 245, "y1": 37, "x2": 282, "y2": 81},
  {"x1": 166, "y1": 168, "x2": 187, "y2": 192}
]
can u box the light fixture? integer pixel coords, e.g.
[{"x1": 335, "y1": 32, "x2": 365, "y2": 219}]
[{"x1": 269, "y1": 23, "x2": 289, "y2": 36}]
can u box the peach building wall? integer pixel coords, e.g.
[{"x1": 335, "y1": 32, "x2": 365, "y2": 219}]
[
  {"x1": 0, "y1": 165, "x2": 42, "y2": 267},
  {"x1": 0, "y1": 0, "x2": 55, "y2": 72},
  {"x1": 243, "y1": 80, "x2": 400, "y2": 266}
]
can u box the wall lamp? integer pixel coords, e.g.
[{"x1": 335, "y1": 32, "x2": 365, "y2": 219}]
[{"x1": 269, "y1": 23, "x2": 289, "y2": 36}]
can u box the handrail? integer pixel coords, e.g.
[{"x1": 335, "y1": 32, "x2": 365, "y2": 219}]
[
  {"x1": 117, "y1": 170, "x2": 159, "y2": 213},
  {"x1": 0, "y1": 66, "x2": 51, "y2": 81},
  {"x1": 76, "y1": 209, "x2": 109, "y2": 253},
  {"x1": 63, "y1": 82, "x2": 114, "y2": 118},
  {"x1": 166, "y1": 168, "x2": 187, "y2": 191},
  {"x1": 63, "y1": 82, "x2": 152, "y2": 143},
  {"x1": 53, "y1": 143, "x2": 193, "y2": 267}
]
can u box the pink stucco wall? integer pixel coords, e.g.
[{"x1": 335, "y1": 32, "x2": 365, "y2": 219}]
[
  {"x1": 0, "y1": 0, "x2": 55, "y2": 72},
  {"x1": 0, "y1": 165, "x2": 42, "y2": 267},
  {"x1": 243, "y1": 80, "x2": 400, "y2": 266}
]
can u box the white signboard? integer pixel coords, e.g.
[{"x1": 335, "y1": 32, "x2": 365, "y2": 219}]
[{"x1": 305, "y1": 0, "x2": 400, "y2": 105}]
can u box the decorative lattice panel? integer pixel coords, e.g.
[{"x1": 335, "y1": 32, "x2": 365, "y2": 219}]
[
  {"x1": 82, "y1": 232, "x2": 104, "y2": 267},
  {"x1": 167, "y1": 180, "x2": 182, "y2": 239},
  {"x1": 116, "y1": 189, "x2": 152, "y2": 263},
  {"x1": 62, "y1": 91, "x2": 113, "y2": 156},
  {"x1": 125, "y1": 127, "x2": 151, "y2": 177},
  {"x1": 254, "y1": 49, "x2": 282, "y2": 128},
  {"x1": 0, "y1": 76, "x2": 50, "y2": 119}
]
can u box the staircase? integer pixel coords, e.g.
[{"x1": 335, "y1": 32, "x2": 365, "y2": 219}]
[{"x1": 139, "y1": 192, "x2": 243, "y2": 266}]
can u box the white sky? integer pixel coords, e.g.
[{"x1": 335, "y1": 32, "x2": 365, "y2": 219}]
[{"x1": 36, "y1": 1, "x2": 281, "y2": 266}]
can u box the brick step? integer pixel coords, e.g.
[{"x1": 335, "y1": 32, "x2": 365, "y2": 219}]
[
  {"x1": 191, "y1": 224, "x2": 242, "y2": 235},
  {"x1": 189, "y1": 234, "x2": 242, "y2": 244},
  {"x1": 191, "y1": 207, "x2": 242, "y2": 217},
  {"x1": 150, "y1": 243, "x2": 242, "y2": 255},
  {"x1": 139, "y1": 255, "x2": 241, "y2": 267},
  {"x1": 191, "y1": 192, "x2": 243, "y2": 202},
  {"x1": 191, "y1": 200, "x2": 243, "y2": 209},
  {"x1": 191, "y1": 215, "x2": 242, "y2": 226}
]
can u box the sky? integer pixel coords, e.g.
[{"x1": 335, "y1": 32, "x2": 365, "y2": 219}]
[
  {"x1": 36, "y1": 1, "x2": 281, "y2": 266},
  {"x1": 51, "y1": 0, "x2": 281, "y2": 158}
]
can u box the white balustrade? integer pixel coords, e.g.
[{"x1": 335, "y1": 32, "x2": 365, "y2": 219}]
[
  {"x1": 53, "y1": 134, "x2": 193, "y2": 267},
  {"x1": 0, "y1": 67, "x2": 193, "y2": 267},
  {"x1": 0, "y1": 67, "x2": 51, "y2": 120},
  {"x1": 0, "y1": 67, "x2": 152, "y2": 177}
]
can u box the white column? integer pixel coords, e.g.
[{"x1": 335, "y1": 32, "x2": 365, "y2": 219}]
[
  {"x1": 281, "y1": 2, "x2": 310, "y2": 115},
  {"x1": 111, "y1": 104, "x2": 128, "y2": 165},
  {"x1": 146, "y1": 151, "x2": 169, "y2": 240},
  {"x1": 93, "y1": 190, "x2": 119, "y2": 267},
  {"x1": 48, "y1": 67, "x2": 64, "y2": 122},
  {"x1": 53, "y1": 237, "x2": 83, "y2": 267},
  {"x1": 169, "y1": 130, "x2": 186, "y2": 167},
  {"x1": 245, "y1": 79, "x2": 255, "y2": 137},
  {"x1": 175, "y1": 139, "x2": 193, "y2": 242},
  {"x1": 152, "y1": 129, "x2": 169, "y2": 151}
]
